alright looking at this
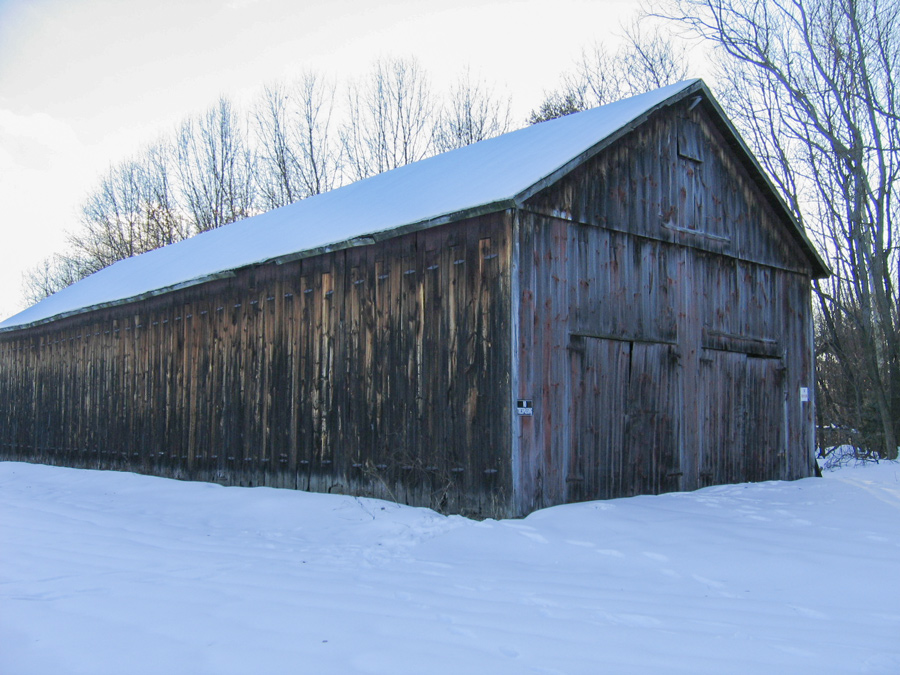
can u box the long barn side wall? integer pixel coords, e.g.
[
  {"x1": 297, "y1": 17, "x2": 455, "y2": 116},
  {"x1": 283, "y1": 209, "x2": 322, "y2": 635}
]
[
  {"x1": 514, "y1": 102, "x2": 816, "y2": 513},
  {"x1": 0, "y1": 213, "x2": 514, "y2": 518}
]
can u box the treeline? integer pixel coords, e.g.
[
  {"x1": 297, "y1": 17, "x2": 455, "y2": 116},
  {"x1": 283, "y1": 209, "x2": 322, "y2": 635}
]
[
  {"x1": 24, "y1": 58, "x2": 515, "y2": 302},
  {"x1": 25, "y1": 36, "x2": 690, "y2": 306}
]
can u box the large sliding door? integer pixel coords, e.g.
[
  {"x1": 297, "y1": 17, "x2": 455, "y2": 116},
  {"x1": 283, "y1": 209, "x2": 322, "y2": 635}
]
[
  {"x1": 568, "y1": 337, "x2": 681, "y2": 501},
  {"x1": 699, "y1": 350, "x2": 786, "y2": 487}
]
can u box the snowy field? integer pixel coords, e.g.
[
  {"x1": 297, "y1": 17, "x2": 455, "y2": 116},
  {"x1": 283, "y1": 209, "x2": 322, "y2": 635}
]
[{"x1": 2, "y1": 460, "x2": 899, "y2": 675}]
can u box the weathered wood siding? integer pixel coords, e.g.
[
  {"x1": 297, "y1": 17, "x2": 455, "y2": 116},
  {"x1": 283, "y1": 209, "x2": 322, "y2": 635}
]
[
  {"x1": 0, "y1": 213, "x2": 514, "y2": 517},
  {"x1": 0, "y1": 95, "x2": 820, "y2": 518},
  {"x1": 513, "y1": 100, "x2": 816, "y2": 513}
]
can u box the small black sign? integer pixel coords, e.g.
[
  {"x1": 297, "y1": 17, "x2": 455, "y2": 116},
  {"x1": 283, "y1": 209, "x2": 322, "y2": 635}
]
[{"x1": 516, "y1": 399, "x2": 533, "y2": 416}]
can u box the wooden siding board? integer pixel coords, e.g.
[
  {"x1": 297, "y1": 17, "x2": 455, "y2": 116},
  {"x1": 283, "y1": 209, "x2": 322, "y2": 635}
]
[
  {"x1": 515, "y1": 216, "x2": 539, "y2": 515},
  {"x1": 0, "y1": 212, "x2": 515, "y2": 518},
  {"x1": 284, "y1": 275, "x2": 300, "y2": 487}
]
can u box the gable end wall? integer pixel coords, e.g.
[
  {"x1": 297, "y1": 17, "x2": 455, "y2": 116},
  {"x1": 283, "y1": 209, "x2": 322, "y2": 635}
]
[{"x1": 513, "y1": 104, "x2": 817, "y2": 513}]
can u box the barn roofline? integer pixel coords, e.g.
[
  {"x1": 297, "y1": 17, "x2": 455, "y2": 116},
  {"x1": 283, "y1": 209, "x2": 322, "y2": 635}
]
[
  {"x1": 0, "y1": 79, "x2": 827, "y2": 334},
  {"x1": 0, "y1": 199, "x2": 520, "y2": 334}
]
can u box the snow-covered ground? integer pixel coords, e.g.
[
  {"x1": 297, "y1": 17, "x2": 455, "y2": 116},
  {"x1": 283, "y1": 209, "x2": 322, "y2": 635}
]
[{"x1": 2, "y1": 461, "x2": 898, "y2": 674}]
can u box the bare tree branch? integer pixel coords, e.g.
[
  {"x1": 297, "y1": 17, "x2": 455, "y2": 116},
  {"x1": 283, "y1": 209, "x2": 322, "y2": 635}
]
[
  {"x1": 434, "y1": 69, "x2": 512, "y2": 151},
  {"x1": 659, "y1": 0, "x2": 900, "y2": 457},
  {"x1": 341, "y1": 57, "x2": 436, "y2": 180},
  {"x1": 176, "y1": 96, "x2": 257, "y2": 233},
  {"x1": 529, "y1": 25, "x2": 689, "y2": 123}
]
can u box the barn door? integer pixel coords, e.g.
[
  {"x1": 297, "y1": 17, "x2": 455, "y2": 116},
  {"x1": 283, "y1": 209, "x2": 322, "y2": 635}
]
[
  {"x1": 698, "y1": 351, "x2": 746, "y2": 486},
  {"x1": 745, "y1": 355, "x2": 787, "y2": 482},
  {"x1": 568, "y1": 337, "x2": 681, "y2": 502},
  {"x1": 699, "y1": 351, "x2": 786, "y2": 486}
]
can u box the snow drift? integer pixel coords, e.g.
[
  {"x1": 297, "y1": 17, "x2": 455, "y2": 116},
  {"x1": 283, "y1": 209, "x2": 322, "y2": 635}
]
[{"x1": 2, "y1": 460, "x2": 899, "y2": 674}]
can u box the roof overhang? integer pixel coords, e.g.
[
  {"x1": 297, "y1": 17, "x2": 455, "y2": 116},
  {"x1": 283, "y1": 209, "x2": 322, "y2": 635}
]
[{"x1": 0, "y1": 79, "x2": 828, "y2": 335}]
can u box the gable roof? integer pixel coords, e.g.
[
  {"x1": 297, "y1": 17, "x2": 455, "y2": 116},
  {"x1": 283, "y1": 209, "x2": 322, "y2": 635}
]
[{"x1": 0, "y1": 79, "x2": 827, "y2": 332}]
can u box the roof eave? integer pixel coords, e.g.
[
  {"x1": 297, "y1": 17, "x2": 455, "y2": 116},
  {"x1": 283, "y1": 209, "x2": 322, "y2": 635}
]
[
  {"x1": 0, "y1": 270, "x2": 238, "y2": 335},
  {"x1": 0, "y1": 198, "x2": 519, "y2": 335}
]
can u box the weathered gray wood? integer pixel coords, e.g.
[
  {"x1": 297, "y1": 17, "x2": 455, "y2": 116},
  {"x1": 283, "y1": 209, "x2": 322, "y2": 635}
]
[
  {"x1": 0, "y1": 94, "x2": 818, "y2": 517},
  {"x1": 0, "y1": 213, "x2": 515, "y2": 517},
  {"x1": 514, "y1": 96, "x2": 817, "y2": 511}
]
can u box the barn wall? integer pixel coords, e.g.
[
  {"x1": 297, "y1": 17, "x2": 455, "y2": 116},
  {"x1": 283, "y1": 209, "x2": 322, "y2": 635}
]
[
  {"x1": 0, "y1": 213, "x2": 514, "y2": 518},
  {"x1": 514, "y1": 102, "x2": 816, "y2": 514}
]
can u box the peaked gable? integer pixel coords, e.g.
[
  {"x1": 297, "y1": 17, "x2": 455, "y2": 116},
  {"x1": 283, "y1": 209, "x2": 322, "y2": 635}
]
[{"x1": 523, "y1": 93, "x2": 825, "y2": 278}]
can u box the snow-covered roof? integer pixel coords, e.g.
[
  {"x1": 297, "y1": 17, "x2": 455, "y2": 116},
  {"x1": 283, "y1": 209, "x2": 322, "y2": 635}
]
[{"x1": 2, "y1": 79, "x2": 801, "y2": 332}]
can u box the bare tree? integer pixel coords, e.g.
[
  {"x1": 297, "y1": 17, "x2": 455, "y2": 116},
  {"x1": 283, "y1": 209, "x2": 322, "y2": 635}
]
[
  {"x1": 176, "y1": 96, "x2": 257, "y2": 232},
  {"x1": 660, "y1": 0, "x2": 899, "y2": 458},
  {"x1": 74, "y1": 160, "x2": 148, "y2": 268},
  {"x1": 342, "y1": 57, "x2": 436, "y2": 180},
  {"x1": 142, "y1": 141, "x2": 184, "y2": 246},
  {"x1": 291, "y1": 73, "x2": 340, "y2": 197},
  {"x1": 529, "y1": 25, "x2": 689, "y2": 123},
  {"x1": 619, "y1": 20, "x2": 692, "y2": 92},
  {"x1": 434, "y1": 69, "x2": 513, "y2": 151},
  {"x1": 68, "y1": 142, "x2": 186, "y2": 271},
  {"x1": 22, "y1": 253, "x2": 94, "y2": 305},
  {"x1": 527, "y1": 90, "x2": 590, "y2": 125},
  {"x1": 253, "y1": 82, "x2": 301, "y2": 209},
  {"x1": 22, "y1": 140, "x2": 184, "y2": 301},
  {"x1": 252, "y1": 74, "x2": 339, "y2": 209}
]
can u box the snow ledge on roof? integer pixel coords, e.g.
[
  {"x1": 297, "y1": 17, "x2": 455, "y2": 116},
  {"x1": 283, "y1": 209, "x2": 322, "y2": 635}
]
[{"x1": 1, "y1": 81, "x2": 708, "y2": 332}]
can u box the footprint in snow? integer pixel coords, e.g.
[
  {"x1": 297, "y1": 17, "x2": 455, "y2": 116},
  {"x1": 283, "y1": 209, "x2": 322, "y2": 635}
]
[
  {"x1": 643, "y1": 552, "x2": 669, "y2": 562},
  {"x1": 518, "y1": 530, "x2": 549, "y2": 543},
  {"x1": 692, "y1": 574, "x2": 726, "y2": 589},
  {"x1": 596, "y1": 549, "x2": 625, "y2": 557}
]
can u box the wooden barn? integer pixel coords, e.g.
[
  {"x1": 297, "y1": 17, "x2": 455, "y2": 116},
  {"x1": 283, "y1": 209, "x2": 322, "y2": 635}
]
[{"x1": 0, "y1": 80, "x2": 828, "y2": 517}]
